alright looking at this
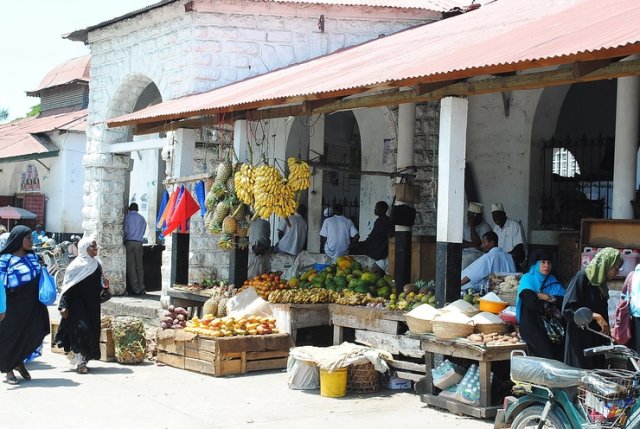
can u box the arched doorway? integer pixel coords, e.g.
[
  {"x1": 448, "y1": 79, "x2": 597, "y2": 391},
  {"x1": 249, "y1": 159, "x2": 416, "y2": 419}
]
[{"x1": 322, "y1": 111, "x2": 361, "y2": 228}]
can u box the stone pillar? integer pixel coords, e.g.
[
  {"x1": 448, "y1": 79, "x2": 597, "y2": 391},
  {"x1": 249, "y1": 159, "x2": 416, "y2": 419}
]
[
  {"x1": 612, "y1": 74, "x2": 640, "y2": 219},
  {"x1": 307, "y1": 115, "x2": 325, "y2": 253},
  {"x1": 161, "y1": 129, "x2": 196, "y2": 306},
  {"x1": 82, "y1": 151, "x2": 130, "y2": 295},
  {"x1": 394, "y1": 103, "x2": 416, "y2": 293},
  {"x1": 435, "y1": 96, "x2": 468, "y2": 307}
]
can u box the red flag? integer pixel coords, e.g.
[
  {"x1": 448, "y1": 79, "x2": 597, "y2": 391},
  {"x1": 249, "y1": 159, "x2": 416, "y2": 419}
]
[{"x1": 164, "y1": 187, "x2": 200, "y2": 235}]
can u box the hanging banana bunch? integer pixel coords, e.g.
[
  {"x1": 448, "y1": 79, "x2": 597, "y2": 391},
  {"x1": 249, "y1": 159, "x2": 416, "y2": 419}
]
[
  {"x1": 286, "y1": 157, "x2": 311, "y2": 191},
  {"x1": 234, "y1": 163, "x2": 255, "y2": 205}
]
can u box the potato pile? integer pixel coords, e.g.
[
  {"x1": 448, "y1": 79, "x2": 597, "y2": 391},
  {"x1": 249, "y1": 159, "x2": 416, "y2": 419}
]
[
  {"x1": 466, "y1": 331, "x2": 521, "y2": 346},
  {"x1": 160, "y1": 305, "x2": 189, "y2": 329}
]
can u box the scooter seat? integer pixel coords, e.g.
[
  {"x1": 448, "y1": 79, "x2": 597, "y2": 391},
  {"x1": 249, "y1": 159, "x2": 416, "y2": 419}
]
[{"x1": 511, "y1": 356, "x2": 583, "y2": 388}]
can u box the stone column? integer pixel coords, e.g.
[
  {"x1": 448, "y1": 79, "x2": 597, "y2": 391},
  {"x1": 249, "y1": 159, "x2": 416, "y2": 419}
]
[
  {"x1": 612, "y1": 74, "x2": 640, "y2": 219},
  {"x1": 435, "y1": 96, "x2": 468, "y2": 307},
  {"x1": 307, "y1": 114, "x2": 325, "y2": 252},
  {"x1": 82, "y1": 151, "x2": 130, "y2": 295}
]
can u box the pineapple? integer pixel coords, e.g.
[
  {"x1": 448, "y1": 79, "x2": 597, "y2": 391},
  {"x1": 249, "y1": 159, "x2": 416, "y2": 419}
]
[
  {"x1": 217, "y1": 296, "x2": 229, "y2": 317},
  {"x1": 218, "y1": 233, "x2": 235, "y2": 251},
  {"x1": 236, "y1": 220, "x2": 249, "y2": 237},
  {"x1": 403, "y1": 283, "x2": 418, "y2": 294},
  {"x1": 237, "y1": 236, "x2": 249, "y2": 250},
  {"x1": 202, "y1": 296, "x2": 217, "y2": 316},
  {"x1": 215, "y1": 158, "x2": 233, "y2": 184},
  {"x1": 205, "y1": 190, "x2": 218, "y2": 211},
  {"x1": 232, "y1": 203, "x2": 247, "y2": 221},
  {"x1": 222, "y1": 216, "x2": 237, "y2": 235},
  {"x1": 213, "y1": 201, "x2": 229, "y2": 225},
  {"x1": 212, "y1": 182, "x2": 227, "y2": 199},
  {"x1": 415, "y1": 279, "x2": 428, "y2": 295},
  {"x1": 112, "y1": 317, "x2": 146, "y2": 364},
  {"x1": 226, "y1": 177, "x2": 236, "y2": 194}
]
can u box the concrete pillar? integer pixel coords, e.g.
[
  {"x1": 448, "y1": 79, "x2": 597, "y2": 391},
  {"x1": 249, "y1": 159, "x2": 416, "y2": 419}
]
[
  {"x1": 612, "y1": 75, "x2": 640, "y2": 219},
  {"x1": 307, "y1": 114, "x2": 325, "y2": 252},
  {"x1": 394, "y1": 103, "x2": 416, "y2": 293},
  {"x1": 435, "y1": 96, "x2": 468, "y2": 307},
  {"x1": 233, "y1": 120, "x2": 249, "y2": 162}
]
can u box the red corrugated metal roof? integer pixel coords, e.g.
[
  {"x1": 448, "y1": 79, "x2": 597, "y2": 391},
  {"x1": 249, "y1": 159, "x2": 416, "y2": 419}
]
[
  {"x1": 0, "y1": 111, "x2": 87, "y2": 161},
  {"x1": 108, "y1": 0, "x2": 640, "y2": 127},
  {"x1": 26, "y1": 56, "x2": 91, "y2": 97}
]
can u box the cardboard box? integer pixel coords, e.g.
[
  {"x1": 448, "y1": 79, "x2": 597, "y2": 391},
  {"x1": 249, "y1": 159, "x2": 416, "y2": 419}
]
[{"x1": 385, "y1": 376, "x2": 412, "y2": 390}]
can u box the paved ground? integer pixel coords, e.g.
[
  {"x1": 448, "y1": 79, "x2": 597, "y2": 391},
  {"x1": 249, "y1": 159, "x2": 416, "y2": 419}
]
[{"x1": 1, "y1": 331, "x2": 495, "y2": 429}]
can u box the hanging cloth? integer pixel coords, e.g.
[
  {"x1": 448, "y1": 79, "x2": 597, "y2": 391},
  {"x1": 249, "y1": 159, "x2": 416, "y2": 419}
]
[
  {"x1": 158, "y1": 188, "x2": 181, "y2": 237},
  {"x1": 156, "y1": 189, "x2": 170, "y2": 229},
  {"x1": 194, "y1": 181, "x2": 207, "y2": 218},
  {"x1": 164, "y1": 187, "x2": 200, "y2": 235}
]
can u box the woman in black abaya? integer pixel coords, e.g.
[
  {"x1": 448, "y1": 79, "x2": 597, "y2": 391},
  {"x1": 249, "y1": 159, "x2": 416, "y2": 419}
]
[
  {"x1": 55, "y1": 237, "x2": 104, "y2": 373},
  {"x1": 0, "y1": 226, "x2": 50, "y2": 385}
]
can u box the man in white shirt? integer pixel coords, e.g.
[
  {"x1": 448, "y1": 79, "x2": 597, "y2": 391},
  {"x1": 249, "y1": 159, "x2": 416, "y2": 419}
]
[
  {"x1": 319, "y1": 204, "x2": 359, "y2": 260},
  {"x1": 462, "y1": 202, "x2": 492, "y2": 269},
  {"x1": 491, "y1": 202, "x2": 526, "y2": 270},
  {"x1": 275, "y1": 205, "x2": 307, "y2": 256},
  {"x1": 461, "y1": 231, "x2": 516, "y2": 292}
]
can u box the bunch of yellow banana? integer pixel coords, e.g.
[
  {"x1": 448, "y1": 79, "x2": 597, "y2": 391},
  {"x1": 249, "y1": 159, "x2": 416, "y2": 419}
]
[
  {"x1": 287, "y1": 157, "x2": 311, "y2": 191},
  {"x1": 252, "y1": 165, "x2": 297, "y2": 219},
  {"x1": 234, "y1": 163, "x2": 255, "y2": 205}
]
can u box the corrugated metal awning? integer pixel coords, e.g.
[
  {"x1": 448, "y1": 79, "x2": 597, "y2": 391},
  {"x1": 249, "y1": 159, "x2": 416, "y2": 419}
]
[
  {"x1": 26, "y1": 55, "x2": 91, "y2": 97},
  {"x1": 0, "y1": 111, "x2": 87, "y2": 164},
  {"x1": 107, "y1": 0, "x2": 640, "y2": 130}
]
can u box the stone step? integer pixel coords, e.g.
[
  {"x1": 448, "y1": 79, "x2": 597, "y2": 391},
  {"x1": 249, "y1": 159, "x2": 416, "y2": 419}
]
[{"x1": 101, "y1": 292, "x2": 164, "y2": 330}]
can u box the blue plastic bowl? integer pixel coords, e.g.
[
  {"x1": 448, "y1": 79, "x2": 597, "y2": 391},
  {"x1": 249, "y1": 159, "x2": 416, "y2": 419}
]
[{"x1": 313, "y1": 263, "x2": 329, "y2": 271}]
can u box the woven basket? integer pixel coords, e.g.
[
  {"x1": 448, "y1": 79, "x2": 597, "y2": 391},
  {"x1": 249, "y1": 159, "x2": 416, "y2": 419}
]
[
  {"x1": 405, "y1": 315, "x2": 433, "y2": 334},
  {"x1": 432, "y1": 316, "x2": 475, "y2": 339},
  {"x1": 347, "y1": 363, "x2": 380, "y2": 393},
  {"x1": 496, "y1": 290, "x2": 518, "y2": 306},
  {"x1": 474, "y1": 323, "x2": 509, "y2": 335}
]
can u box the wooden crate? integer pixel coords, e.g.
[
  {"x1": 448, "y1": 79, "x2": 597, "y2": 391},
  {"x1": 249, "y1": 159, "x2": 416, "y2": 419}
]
[
  {"x1": 50, "y1": 321, "x2": 115, "y2": 362},
  {"x1": 270, "y1": 303, "x2": 330, "y2": 345},
  {"x1": 183, "y1": 334, "x2": 292, "y2": 377}
]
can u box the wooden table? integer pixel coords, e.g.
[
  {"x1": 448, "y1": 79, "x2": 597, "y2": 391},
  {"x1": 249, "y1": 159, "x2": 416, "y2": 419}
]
[
  {"x1": 270, "y1": 303, "x2": 331, "y2": 345},
  {"x1": 412, "y1": 333, "x2": 526, "y2": 418},
  {"x1": 329, "y1": 305, "x2": 425, "y2": 381}
]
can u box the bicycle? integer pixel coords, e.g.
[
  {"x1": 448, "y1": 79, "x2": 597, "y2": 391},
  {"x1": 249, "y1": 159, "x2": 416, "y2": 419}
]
[{"x1": 40, "y1": 244, "x2": 68, "y2": 292}]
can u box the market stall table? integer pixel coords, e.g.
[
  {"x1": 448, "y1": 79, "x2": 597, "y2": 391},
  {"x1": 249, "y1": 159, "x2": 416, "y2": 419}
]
[
  {"x1": 270, "y1": 303, "x2": 331, "y2": 345},
  {"x1": 411, "y1": 333, "x2": 526, "y2": 418},
  {"x1": 329, "y1": 304, "x2": 425, "y2": 381}
]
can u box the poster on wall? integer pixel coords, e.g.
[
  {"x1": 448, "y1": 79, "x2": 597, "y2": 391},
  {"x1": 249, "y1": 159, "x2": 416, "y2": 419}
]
[{"x1": 20, "y1": 163, "x2": 41, "y2": 193}]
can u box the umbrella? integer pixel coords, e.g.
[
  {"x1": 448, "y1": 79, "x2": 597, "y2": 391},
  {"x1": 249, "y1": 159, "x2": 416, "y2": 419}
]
[{"x1": 0, "y1": 206, "x2": 37, "y2": 220}]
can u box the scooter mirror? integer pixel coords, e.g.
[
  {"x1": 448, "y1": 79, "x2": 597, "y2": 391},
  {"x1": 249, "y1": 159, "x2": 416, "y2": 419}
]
[{"x1": 574, "y1": 307, "x2": 593, "y2": 328}]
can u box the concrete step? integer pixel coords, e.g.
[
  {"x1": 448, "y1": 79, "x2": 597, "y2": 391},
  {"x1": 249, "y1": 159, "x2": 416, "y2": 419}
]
[{"x1": 101, "y1": 292, "x2": 164, "y2": 331}]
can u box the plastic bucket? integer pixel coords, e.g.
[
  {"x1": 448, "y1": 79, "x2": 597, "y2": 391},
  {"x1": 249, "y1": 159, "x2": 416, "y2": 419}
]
[
  {"x1": 620, "y1": 249, "x2": 640, "y2": 277},
  {"x1": 320, "y1": 368, "x2": 347, "y2": 398}
]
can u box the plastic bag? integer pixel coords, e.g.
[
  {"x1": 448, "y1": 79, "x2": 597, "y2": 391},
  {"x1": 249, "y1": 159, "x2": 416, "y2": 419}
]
[
  {"x1": 432, "y1": 359, "x2": 464, "y2": 390},
  {"x1": 38, "y1": 266, "x2": 57, "y2": 305},
  {"x1": 454, "y1": 364, "x2": 490, "y2": 404},
  {"x1": 226, "y1": 287, "x2": 273, "y2": 318},
  {"x1": 287, "y1": 355, "x2": 320, "y2": 390}
]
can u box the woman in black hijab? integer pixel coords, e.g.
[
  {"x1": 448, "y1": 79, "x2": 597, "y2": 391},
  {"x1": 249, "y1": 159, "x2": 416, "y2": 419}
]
[{"x1": 0, "y1": 226, "x2": 50, "y2": 385}]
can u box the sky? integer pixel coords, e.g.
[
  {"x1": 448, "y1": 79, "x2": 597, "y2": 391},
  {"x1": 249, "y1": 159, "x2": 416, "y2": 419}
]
[{"x1": 0, "y1": 0, "x2": 154, "y2": 122}]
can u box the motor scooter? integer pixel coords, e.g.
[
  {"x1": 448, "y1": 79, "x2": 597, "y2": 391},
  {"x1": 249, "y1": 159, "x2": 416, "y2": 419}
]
[{"x1": 494, "y1": 307, "x2": 640, "y2": 428}]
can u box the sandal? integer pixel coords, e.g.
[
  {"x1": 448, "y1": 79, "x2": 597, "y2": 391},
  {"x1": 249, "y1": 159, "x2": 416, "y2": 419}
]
[
  {"x1": 5, "y1": 374, "x2": 18, "y2": 385},
  {"x1": 14, "y1": 364, "x2": 31, "y2": 381},
  {"x1": 77, "y1": 364, "x2": 88, "y2": 374}
]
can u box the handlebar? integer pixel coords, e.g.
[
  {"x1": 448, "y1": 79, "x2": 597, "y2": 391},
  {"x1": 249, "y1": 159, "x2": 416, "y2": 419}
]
[{"x1": 584, "y1": 345, "x2": 619, "y2": 357}]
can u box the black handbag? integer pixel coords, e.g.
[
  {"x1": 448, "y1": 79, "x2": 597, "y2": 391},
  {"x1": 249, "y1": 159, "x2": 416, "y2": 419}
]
[{"x1": 100, "y1": 287, "x2": 112, "y2": 304}]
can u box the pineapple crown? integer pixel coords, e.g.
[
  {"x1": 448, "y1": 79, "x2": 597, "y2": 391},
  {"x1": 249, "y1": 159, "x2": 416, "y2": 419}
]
[{"x1": 415, "y1": 279, "x2": 426, "y2": 288}]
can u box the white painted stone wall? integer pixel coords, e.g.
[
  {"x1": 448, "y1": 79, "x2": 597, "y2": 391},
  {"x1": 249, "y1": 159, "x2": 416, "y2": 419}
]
[
  {"x1": 81, "y1": 1, "x2": 440, "y2": 292},
  {"x1": 0, "y1": 131, "x2": 85, "y2": 234}
]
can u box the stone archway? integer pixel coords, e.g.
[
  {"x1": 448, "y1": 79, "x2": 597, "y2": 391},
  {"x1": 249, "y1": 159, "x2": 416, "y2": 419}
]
[{"x1": 83, "y1": 74, "x2": 163, "y2": 295}]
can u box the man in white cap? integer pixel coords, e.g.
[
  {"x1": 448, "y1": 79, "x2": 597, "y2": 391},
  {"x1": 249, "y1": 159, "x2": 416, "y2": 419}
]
[
  {"x1": 462, "y1": 202, "x2": 492, "y2": 269},
  {"x1": 491, "y1": 202, "x2": 526, "y2": 269},
  {"x1": 461, "y1": 231, "x2": 515, "y2": 291}
]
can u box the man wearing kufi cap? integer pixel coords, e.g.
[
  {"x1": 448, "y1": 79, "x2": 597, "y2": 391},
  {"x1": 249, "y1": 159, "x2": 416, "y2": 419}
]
[
  {"x1": 491, "y1": 202, "x2": 526, "y2": 269},
  {"x1": 462, "y1": 202, "x2": 492, "y2": 269}
]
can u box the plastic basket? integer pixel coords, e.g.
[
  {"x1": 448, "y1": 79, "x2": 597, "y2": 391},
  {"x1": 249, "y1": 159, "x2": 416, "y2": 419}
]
[
  {"x1": 347, "y1": 363, "x2": 380, "y2": 393},
  {"x1": 578, "y1": 369, "x2": 638, "y2": 428}
]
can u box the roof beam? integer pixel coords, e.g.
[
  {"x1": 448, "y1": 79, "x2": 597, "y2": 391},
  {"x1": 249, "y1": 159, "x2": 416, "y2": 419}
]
[
  {"x1": 311, "y1": 59, "x2": 640, "y2": 113},
  {"x1": 571, "y1": 59, "x2": 615, "y2": 78}
]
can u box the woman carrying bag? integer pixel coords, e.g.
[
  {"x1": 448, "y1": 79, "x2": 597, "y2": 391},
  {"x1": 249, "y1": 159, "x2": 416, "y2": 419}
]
[
  {"x1": 0, "y1": 226, "x2": 50, "y2": 385},
  {"x1": 516, "y1": 252, "x2": 565, "y2": 361},
  {"x1": 55, "y1": 237, "x2": 109, "y2": 374}
]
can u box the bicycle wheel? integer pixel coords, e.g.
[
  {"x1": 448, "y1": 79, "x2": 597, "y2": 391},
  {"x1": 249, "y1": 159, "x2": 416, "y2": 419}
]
[{"x1": 55, "y1": 269, "x2": 65, "y2": 292}]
